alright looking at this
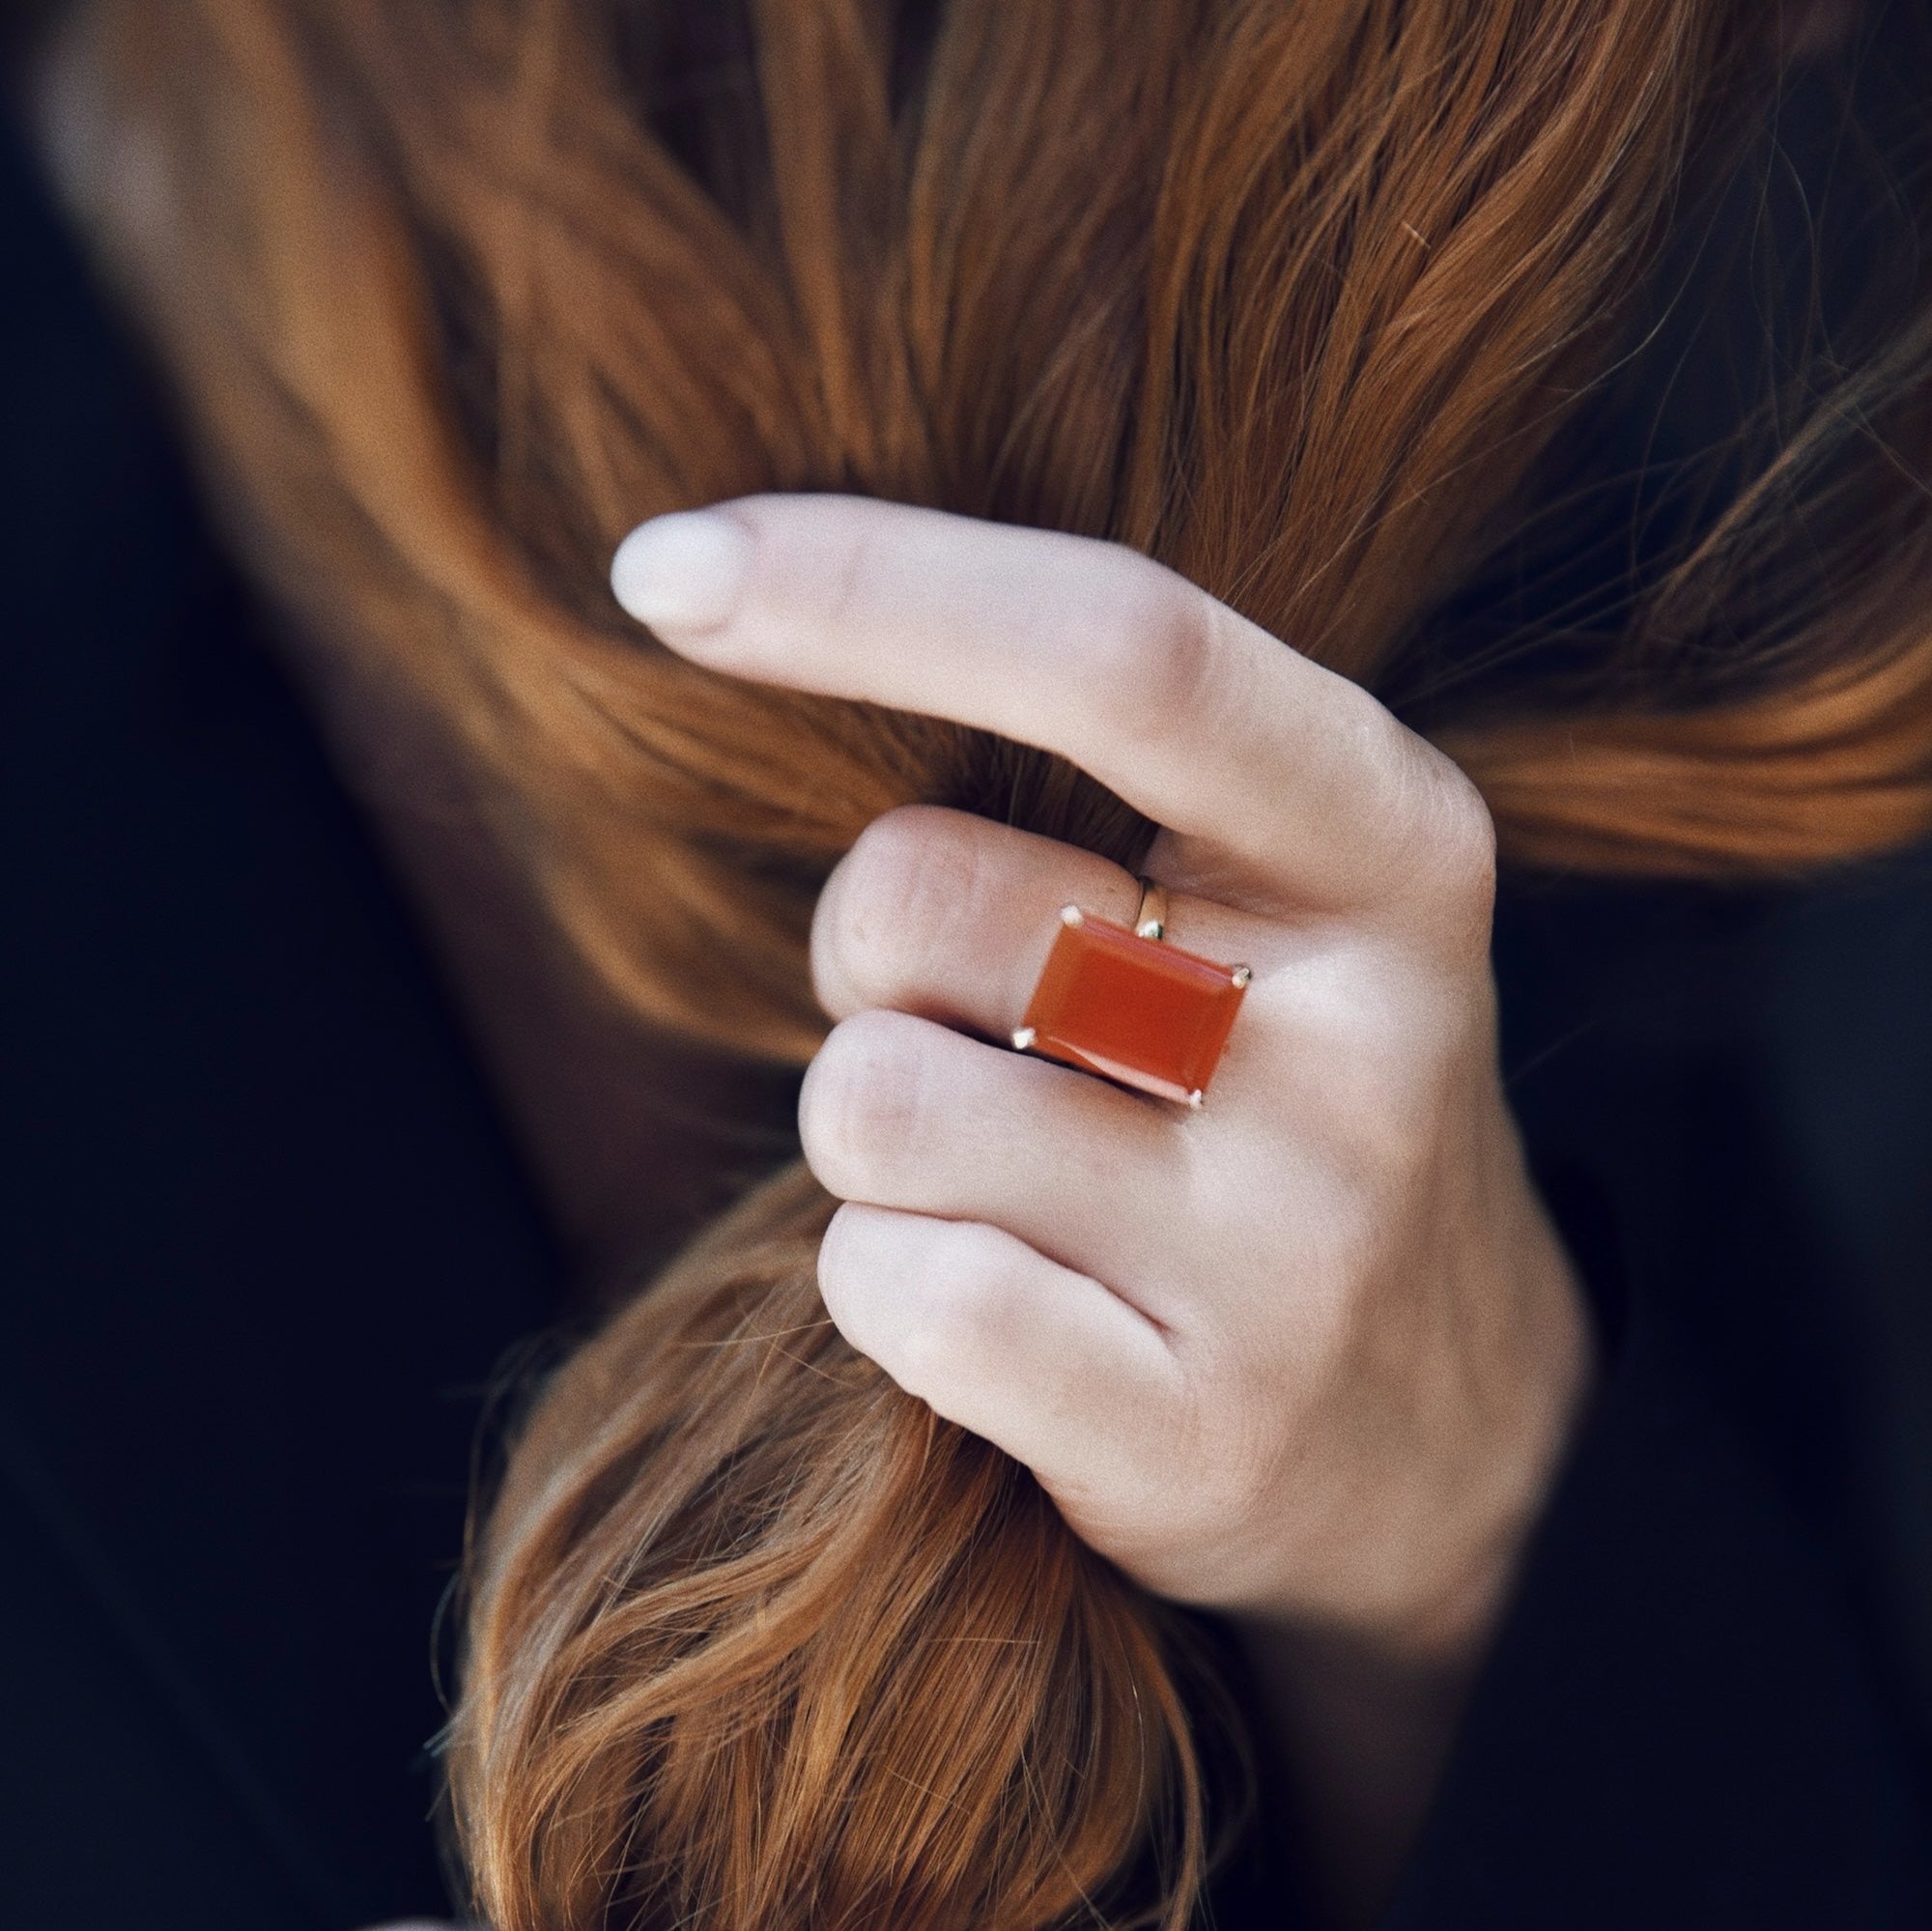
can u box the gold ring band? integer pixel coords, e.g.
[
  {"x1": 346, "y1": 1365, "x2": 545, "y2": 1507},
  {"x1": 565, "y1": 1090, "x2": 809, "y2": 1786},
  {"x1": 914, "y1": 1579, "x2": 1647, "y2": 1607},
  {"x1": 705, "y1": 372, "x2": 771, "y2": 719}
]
[{"x1": 1133, "y1": 875, "x2": 1170, "y2": 942}]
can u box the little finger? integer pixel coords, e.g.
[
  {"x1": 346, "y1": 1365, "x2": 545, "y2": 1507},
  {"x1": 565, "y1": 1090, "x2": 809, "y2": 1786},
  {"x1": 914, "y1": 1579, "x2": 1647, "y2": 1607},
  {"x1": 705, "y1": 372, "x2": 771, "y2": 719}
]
[{"x1": 817, "y1": 1202, "x2": 1182, "y2": 1507}]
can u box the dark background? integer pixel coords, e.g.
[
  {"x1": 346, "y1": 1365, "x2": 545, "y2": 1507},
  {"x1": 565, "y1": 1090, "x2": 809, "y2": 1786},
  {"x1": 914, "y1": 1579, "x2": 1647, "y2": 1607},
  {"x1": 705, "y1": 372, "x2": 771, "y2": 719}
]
[{"x1": 0, "y1": 108, "x2": 564, "y2": 1927}]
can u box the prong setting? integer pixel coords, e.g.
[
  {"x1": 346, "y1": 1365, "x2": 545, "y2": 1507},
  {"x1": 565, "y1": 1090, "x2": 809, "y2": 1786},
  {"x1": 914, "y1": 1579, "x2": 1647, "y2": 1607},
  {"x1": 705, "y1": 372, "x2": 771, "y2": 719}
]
[
  {"x1": 1020, "y1": 898, "x2": 1244, "y2": 1106},
  {"x1": 1231, "y1": 964, "x2": 1252, "y2": 988}
]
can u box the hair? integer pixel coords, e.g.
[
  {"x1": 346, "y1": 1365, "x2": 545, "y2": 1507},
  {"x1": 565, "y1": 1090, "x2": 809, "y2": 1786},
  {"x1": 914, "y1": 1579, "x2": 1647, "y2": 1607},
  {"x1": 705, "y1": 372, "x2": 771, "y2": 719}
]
[{"x1": 55, "y1": 0, "x2": 1932, "y2": 1922}]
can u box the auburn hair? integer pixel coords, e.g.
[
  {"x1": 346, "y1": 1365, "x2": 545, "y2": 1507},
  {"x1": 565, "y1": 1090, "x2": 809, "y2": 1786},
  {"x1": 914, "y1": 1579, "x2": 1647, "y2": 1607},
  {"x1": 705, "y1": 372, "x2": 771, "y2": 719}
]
[{"x1": 57, "y1": 0, "x2": 1932, "y2": 1922}]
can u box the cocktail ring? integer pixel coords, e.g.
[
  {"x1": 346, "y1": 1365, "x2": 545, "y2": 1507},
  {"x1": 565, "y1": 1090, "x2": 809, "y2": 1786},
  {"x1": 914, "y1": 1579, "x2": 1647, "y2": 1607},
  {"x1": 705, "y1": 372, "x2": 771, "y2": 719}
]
[{"x1": 1011, "y1": 876, "x2": 1250, "y2": 1108}]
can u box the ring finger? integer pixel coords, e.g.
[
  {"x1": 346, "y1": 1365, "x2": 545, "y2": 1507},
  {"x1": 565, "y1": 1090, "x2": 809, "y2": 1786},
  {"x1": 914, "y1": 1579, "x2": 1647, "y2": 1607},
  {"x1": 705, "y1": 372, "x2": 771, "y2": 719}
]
[{"x1": 811, "y1": 804, "x2": 1271, "y2": 1043}]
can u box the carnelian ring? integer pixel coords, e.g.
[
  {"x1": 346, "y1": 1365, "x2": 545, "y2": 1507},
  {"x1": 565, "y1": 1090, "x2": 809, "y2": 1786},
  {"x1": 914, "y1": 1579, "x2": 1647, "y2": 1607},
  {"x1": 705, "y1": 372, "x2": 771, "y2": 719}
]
[{"x1": 1012, "y1": 905, "x2": 1250, "y2": 1108}]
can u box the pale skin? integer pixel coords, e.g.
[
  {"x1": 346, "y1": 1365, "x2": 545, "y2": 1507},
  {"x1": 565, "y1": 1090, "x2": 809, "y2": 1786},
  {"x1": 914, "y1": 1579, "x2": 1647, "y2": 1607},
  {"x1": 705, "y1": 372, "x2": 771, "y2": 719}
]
[{"x1": 611, "y1": 493, "x2": 1595, "y2": 1922}]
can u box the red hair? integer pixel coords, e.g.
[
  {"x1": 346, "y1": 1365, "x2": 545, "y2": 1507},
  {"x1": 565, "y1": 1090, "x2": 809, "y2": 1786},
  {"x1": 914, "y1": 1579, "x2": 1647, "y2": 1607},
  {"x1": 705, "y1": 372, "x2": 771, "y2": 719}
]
[{"x1": 62, "y1": 0, "x2": 1932, "y2": 1920}]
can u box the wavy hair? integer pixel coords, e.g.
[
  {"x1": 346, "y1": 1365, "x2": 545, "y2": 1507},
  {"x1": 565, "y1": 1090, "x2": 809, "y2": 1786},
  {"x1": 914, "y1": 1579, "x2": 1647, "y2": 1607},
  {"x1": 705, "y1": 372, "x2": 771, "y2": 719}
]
[{"x1": 61, "y1": 0, "x2": 1932, "y2": 1922}]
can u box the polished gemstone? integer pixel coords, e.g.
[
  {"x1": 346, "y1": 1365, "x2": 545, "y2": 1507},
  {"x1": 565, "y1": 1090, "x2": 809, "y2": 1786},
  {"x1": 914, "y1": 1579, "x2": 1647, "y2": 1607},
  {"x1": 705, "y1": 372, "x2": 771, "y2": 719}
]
[{"x1": 1016, "y1": 909, "x2": 1248, "y2": 1106}]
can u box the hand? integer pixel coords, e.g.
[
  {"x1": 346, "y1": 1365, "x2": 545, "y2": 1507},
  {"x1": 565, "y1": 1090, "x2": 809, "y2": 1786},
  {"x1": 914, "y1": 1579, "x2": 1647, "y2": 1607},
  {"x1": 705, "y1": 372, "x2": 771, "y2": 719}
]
[{"x1": 611, "y1": 496, "x2": 1591, "y2": 1656}]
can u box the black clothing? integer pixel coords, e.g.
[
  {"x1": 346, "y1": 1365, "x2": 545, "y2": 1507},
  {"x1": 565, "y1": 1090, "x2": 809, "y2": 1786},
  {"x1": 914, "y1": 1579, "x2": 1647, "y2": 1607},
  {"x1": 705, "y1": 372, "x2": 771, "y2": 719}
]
[
  {"x1": 0, "y1": 126, "x2": 560, "y2": 1926},
  {"x1": 4, "y1": 119, "x2": 1930, "y2": 1931}
]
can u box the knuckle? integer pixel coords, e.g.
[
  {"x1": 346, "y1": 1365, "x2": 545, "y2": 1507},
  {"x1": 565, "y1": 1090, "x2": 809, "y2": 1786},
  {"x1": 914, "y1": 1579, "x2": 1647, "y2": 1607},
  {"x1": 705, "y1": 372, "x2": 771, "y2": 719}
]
[
  {"x1": 1434, "y1": 763, "x2": 1498, "y2": 889},
  {"x1": 1406, "y1": 753, "x2": 1498, "y2": 937},
  {"x1": 895, "y1": 1226, "x2": 1024, "y2": 1400},
  {"x1": 1333, "y1": 1045, "x2": 1447, "y2": 1188},
  {"x1": 798, "y1": 1010, "x2": 929, "y2": 1197},
  {"x1": 1294, "y1": 964, "x2": 1408, "y2": 1098},
  {"x1": 813, "y1": 808, "x2": 977, "y2": 1012},
  {"x1": 1080, "y1": 554, "x2": 1228, "y2": 740}
]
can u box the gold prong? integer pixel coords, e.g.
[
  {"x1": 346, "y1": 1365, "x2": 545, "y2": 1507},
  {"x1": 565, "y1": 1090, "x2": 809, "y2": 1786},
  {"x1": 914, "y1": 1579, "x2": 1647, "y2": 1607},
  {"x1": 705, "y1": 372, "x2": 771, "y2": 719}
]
[
  {"x1": 1231, "y1": 964, "x2": 1252, "y2": 989},
  {"x1": 1011, "y1": 1026, "x2": 1037, "y2": 1052},
  {"x1": 1134, "y1": 917, "x2": 1165, "y2": 941},
  {"x1": 1060, "y1": 904, "x2": 1085, "y2": 927},
  {"x1": 1186, "y1": 1089, "x2": 1205, "y2": 1110}
]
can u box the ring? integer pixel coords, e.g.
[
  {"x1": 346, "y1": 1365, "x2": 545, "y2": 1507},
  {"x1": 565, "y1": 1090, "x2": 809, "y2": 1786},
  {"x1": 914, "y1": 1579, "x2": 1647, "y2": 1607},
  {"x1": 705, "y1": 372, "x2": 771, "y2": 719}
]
[
  {"x1": 1011, "y1": 877, "x2": 1250, "y2": 1108},
  {"x1": 1133, "y1": 875, "x2": 1169, "y2": 941}
]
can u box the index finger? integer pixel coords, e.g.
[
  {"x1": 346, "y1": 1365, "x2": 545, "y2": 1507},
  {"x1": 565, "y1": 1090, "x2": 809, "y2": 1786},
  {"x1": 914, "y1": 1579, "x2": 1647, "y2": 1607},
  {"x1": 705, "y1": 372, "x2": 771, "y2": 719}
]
[{"x1": 611, "y1": 494, "x2": 1457, "y2": 907}]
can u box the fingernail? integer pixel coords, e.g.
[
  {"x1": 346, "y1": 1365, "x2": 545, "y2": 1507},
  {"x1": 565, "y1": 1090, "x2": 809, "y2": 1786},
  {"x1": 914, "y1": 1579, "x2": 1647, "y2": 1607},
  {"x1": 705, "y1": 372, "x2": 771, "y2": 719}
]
[{"x1": 610, "y1": 510, "x2": 753, "y2": 632}]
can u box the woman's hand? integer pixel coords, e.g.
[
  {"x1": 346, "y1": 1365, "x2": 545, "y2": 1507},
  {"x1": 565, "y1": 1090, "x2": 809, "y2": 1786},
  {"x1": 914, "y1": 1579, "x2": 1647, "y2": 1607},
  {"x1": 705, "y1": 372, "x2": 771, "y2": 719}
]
[{"x1": 612, "y1": 494, "x2": 1593, "y2": 1906}]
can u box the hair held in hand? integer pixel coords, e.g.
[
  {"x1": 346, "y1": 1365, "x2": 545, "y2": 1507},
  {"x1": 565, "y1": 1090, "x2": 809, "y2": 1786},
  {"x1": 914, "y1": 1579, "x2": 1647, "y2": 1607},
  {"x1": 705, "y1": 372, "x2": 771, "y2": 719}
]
[{"x1": 74, "y1": 1, "x2": 1932, "y2": 1922}]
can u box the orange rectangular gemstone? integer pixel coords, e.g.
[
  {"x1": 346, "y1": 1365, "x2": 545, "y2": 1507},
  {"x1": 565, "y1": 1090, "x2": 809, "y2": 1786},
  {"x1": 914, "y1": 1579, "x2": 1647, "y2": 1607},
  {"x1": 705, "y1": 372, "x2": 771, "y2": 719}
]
[{"x1": 1019, "y1": 912, "x2": 1247, "y2": 1105}]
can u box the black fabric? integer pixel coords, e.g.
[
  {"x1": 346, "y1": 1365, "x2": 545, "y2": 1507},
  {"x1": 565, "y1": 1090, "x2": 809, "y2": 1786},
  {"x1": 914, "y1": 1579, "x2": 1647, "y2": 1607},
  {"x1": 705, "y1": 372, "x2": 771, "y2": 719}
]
[
  {"x1": 0, "y1": 124, "x2": 562, "y2": 1929},
  {"x1": 4, "y1": 109, "x2": 1930, "y2": 1931},
  {"x1": 1378, "y1": 877, "x2": 1932, "y2": 1925}
]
